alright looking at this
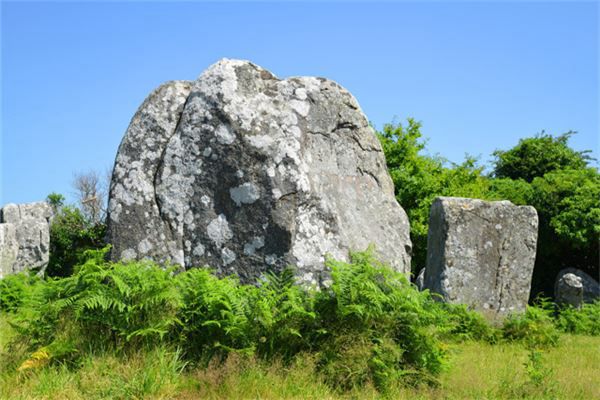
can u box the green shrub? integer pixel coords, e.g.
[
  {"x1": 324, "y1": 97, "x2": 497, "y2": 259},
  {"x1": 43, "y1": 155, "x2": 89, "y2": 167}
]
[
  {"x1": 436, "y1": 303, "x2": 498, "y2": 343},
  {"x1": 250, "y1": 267, "x2": 317, "y2": 360},
  {"x1": 10, "y1": 247, "x2": 182, "y2": 365},
  {"x1": 174, "y1": 268, "x2": 255, "y2": 362},
  {"x1": 555, "y1": 300, "x2": 600, "y2": 336},
  {"x1": 46, "y1": 203, "x2": 106, "y2": 277},
  {"x1": 502, "y1": 300, "x2": 560, "y2": 348},
  {"x1": 315, "y1": 250, "x2": 448, "y2": 391},
  {"x1": 0, "y1": 273, "x2": 40, "y2": 313}
]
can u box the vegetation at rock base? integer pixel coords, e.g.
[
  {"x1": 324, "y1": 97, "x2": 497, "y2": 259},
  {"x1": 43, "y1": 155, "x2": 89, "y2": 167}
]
[
  {"x1": 1, "y1": 249, "x2": 599, "y2": 398},
  {"x1": 377, "y1": 120, "x2": 600, "y2": 299}
]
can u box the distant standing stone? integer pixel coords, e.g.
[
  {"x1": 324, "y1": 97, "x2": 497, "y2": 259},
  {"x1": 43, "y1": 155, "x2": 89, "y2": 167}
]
[
  {"x1": 415, "y1": 268, "x2": 425, "y2": 290},
  {"x1": 0, "y1": 202, "x2": 52, "y2": 277},
  {"x1": 555, "y1": 272, "x2": 584, "y2": 308},
  {"x1": 424, "y1": 197, "x2": 538, "y2": 320},
  {"x1": 555, "y1": 268, "x2": 599, "y2": 307},
  {"x1": 107, "y1": 59, "x2": 412, "y2": 285},
  {"x1": 0, "y1": 224, "x2": 19, "y2": 278}
]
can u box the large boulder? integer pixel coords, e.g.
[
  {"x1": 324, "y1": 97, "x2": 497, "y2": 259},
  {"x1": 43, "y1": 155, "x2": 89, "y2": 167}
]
[
  {"x1": 555, "y1": 268, "x2": 599, "y2": 307},
  {"x1": 0, "y1": 202, "x2": 52, "y2": 277},
  {"x1": 424, "y1": 197, "x2": 538, "y2": 320},
  {"x1": 107, "y1": 59, "x2": 412, "y2": 285}
]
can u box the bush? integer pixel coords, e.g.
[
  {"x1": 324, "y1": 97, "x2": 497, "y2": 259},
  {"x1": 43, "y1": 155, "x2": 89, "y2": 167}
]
[
  {"x1": 0, "y1": 273, "x2": 41, "y2": 313},
  {"x1": 5, "y1": 249, "x2": 463, "y2": 392},
  {"x1": 502, "y1": 300, "x2": 560, "y2": 348},
  {"x1": 46, "y1": 204, "x2": 107, "y2": 277},
  {"x1": 315, "y1": 250, "x2": 448, "y2": 391},
  {"x1": 436, "y1": 303, "x2": 498, "y2": 343},
  {"x1": 9, "y1": 247, "x2": 182, "y2": 366},
  {"x1": 555, "y1": 300, "x2": 600, "y2": 336}
]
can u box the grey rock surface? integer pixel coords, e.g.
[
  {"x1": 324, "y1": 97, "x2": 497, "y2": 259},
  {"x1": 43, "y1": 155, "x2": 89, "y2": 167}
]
[
  {"x1": 555, "y1": 268, "x2": 599, "y2": 307},
  {"x1": 555, "y1": 272, "x2": 584, "y2": 308},
  {"x1": 0, "y1": 224, "x2": 19, "y2": 278},
  {"x1": 415, "y1": 268, "x2": 425, "y2": 290},
  {"x1": 424, "y1": 197, "x2": 538, "y2": 320},
  {"x1": 0, "y1": 202, "x2": 52, "y2": 277},
  {"x1": 107, "y1": 59, "x2": 412, "y2": 284}
]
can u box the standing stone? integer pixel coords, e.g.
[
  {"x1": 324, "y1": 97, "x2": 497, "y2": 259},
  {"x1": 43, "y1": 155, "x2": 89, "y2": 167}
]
[
  {"x1": 555, "y1": 272, "x2": 584, "y2": 308},
  {"x1": 424, "y1": 197, "x2": 538, "y2": 320},
  {"x1": 0, "y1": 224, "x2": 19, "y2": 278},
  {"x1": 0, "y1": 202, "x2": 52, "y2": 277},
  {"x1": 415, "y1": 268, "x2": 425, "y2": 290},
  {"x1": 555, "y1": 268, "x2": 600, "y2": 307},
  {"x1": 107, "y1": 59, "x2": 412, "y2": 284}
]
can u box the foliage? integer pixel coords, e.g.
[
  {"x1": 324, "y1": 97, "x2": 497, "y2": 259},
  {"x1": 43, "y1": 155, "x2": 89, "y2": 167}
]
[
  {"x1": 46, "y1": 196, "x2": 107, "y2": 277},
  {"x1": 377, "y1": 120, "x2": 490, "y2": 273},
  {"x1": 5, "y1": 248, "x2": 600, "y2": 393},
  {"x1": 377, "y1": 122, "x2": 599, "y2": 299},
  {"x1": 555, "y1": 300, "x2": 600, "y2": 336},
  {"x1": 315, "y1": 250, "x2": 449, "y2": 390},
  {"x1": 492, "y1": 131, "x2": 592, "y2": 182},
  {"x1": 502, "y1": 299, "x2": 560, "y2": 349},
  {"x1": 527, "y1": 168, "x2": 600, "y2": 296},
  {"x1": 0, "y1": 273, "x2": 41, "y2": 313},
  {"x1": 436, "y1": 303, "x2": 498, "y2": 343},
  {"x1": 9, "y1": 247, "x2": 182, "y2": 366},
  {"x1": 3, "y1": 250, "x2": 474, "y2": 393},
  {"x1": 46, "y1": 192, "x2": 65, "y2": 213}
]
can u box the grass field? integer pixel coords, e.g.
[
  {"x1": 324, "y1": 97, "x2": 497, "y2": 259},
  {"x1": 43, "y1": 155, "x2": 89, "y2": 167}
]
[{"x1": 1, "y1": 315, "x2": 598, "y2": 400}]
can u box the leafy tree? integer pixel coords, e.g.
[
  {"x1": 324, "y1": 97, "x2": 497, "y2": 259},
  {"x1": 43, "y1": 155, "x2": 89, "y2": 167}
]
[
  {"x1": 45, "y1": 194, "x2": 106, "y2": 277},
  {"x1": 492, "y1": 131, "x2": 591, "y2": 182},
  {"x1": 377, "y1": 119, "x2": 490, "y2": 274},
  {"x1": 378, "y1": 121, "x2": 598, "y2": 300},
  {"x1": 46, "y1": 192, "x2": 65, "y2": 213}
]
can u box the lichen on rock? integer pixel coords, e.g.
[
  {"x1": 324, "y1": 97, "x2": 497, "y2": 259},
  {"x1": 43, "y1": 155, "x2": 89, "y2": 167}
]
[
  {"x1": 107, "y1": 59, "x2": 412, "y2": 284},
  {"x1": 423, "y1": 197, "x2": 538, "y2": 320}
]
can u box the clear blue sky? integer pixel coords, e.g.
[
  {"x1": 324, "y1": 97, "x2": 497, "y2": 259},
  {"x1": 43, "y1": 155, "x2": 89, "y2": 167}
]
[{"x1": 1, "y1": 1, "x2": 598, "y2": 205}]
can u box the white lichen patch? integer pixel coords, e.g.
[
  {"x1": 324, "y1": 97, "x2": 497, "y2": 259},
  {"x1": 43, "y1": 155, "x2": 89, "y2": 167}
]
[
  {"x1": 294, "y1": 88, "x2": 307, "y2": 100},
  {"x1": 200, "y1": 195, "x2": 211, "y2": 208},
  {"x1": 221, "y1": 247, "x2": 237, "y2": 265},
  {"x1": 193, "y1": 243, "x2": 205, "y2": 257},
  {"x1": 243, "y1": 236, "x2": 265, "y2": 256},
  {"x1": 230, "y1": 182, "x2": 260, "y2": 206},
  {"x1": 246, "y1": 134, "x2": 274, "y2": 149},
  {"x1": 289, "y1": 99, "x2": 310, "y2": 117},
  {"x1": 207, "y1": 214, "x2": 233, "y2": 248},
  {"x1": 215, "y1": 124, "x2": 235, "y2": 144},
  {"x1": 265, "y1": 254, "x2": 277, "y2": 265},
  {"x1": 121, "y1": 248, "x2": 137, "y2": 261},
  {"x1": 138, "y1": 239, "x2": 153, "y2": 255}
]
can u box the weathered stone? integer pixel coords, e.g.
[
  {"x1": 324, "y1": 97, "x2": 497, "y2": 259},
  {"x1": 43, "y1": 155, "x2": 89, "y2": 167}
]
[
  {"x1": 0, "y1": 224, "x2": 19, "y2": 278},
  {"x1": 555, "y1": 268, "x2": 600, "y2": 307},
  {"x1": 424, "y1": 197, "x2": 538, "y2": 320},
  {"x1": 555, "y1": 272, "x2": 583, "y2": 308},
  {"x1": 107, "y1": 59, "x2": 412, "y2": 284},
  {"x1": 0, "y1": 201, "x2": 52, "y2": 276},
  {"x1": 415, "y1": 268, "x2": 425, "y2": 290}
]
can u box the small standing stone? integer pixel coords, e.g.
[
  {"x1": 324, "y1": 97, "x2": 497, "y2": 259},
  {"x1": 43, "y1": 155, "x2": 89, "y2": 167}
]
[
  {"x1": 424, "y1": 197, "x2": 538, "y2": 320},
  {"x1": 555, "y1": 268, "x2": 599, "y2": 307}
]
